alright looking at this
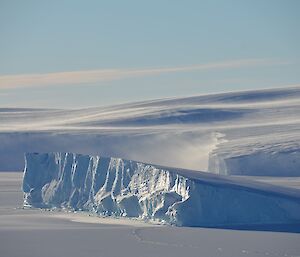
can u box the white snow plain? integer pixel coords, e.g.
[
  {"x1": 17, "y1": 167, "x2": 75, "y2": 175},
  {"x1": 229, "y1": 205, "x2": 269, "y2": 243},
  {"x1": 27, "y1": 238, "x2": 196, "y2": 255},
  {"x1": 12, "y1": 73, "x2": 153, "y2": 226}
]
[
  {"x1": 1, "y1": 172, "x2": 300, "y2": 257},
  {"x1": 1, "y1": 85, "x2": 300, "y2": 175}
]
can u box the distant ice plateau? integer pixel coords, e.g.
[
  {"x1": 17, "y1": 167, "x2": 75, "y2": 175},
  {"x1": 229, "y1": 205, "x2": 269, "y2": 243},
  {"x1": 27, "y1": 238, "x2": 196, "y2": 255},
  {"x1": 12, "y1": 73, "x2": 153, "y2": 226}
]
[
  {"x1": 23, "y1": 152, "x2": 300, "y2": 227},
  {"x1": 1, "y1": 86, "x2": 300, "y2": 175}
]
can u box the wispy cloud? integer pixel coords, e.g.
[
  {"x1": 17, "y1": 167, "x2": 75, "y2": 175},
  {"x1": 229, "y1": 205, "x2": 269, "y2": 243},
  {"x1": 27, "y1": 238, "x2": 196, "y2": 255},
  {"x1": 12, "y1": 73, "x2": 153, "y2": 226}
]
[{"x1": 0, "y1": 59, "x2": 288, "y2": 90}]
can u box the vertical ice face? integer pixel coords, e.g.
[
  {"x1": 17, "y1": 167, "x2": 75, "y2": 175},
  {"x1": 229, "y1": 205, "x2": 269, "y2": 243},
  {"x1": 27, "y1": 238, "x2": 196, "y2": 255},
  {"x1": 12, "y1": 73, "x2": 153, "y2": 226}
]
[
  {"x1": 23, "y1": 153, "x2": 191, "y2": 222},
  {"x1": 23, "y1": 152, "x2": 300, "y2": 227}
]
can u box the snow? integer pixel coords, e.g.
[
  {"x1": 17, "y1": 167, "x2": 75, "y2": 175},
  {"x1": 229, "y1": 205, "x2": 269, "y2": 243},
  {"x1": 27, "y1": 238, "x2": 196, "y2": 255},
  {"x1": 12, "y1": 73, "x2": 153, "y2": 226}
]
[
  {"x1": 2, "y1": 84, "x2": 300, "y2": 257},
  {"x1": 23, "y1": 152, "x2": 300, "y2": 227},
  {"x1": 2, "y1": 172, "x2": 299, "y2": 257},
  {"x1": 1, "y1": 86, "x2": 300, "y2": 176}
]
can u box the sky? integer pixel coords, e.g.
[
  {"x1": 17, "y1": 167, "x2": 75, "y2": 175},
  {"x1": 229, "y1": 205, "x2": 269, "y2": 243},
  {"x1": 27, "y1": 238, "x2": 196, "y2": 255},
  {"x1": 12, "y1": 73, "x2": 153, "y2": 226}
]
[{"x1": 0, "y1": 0, "x2": 299, "y2": 109}]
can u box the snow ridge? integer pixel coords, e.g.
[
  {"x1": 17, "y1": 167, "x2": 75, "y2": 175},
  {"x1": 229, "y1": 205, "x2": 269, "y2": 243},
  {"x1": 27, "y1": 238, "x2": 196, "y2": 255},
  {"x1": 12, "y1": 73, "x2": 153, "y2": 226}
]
[{"x1": 23, "y1": 152, "x2": 300, "y2": 227}]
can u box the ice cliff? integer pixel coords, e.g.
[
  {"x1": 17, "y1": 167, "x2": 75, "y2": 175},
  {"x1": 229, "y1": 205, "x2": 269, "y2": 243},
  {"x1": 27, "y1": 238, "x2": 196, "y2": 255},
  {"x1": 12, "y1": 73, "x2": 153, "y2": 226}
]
[{"x1": 23, "y1": 152, "x2": 300, "y2": 227}]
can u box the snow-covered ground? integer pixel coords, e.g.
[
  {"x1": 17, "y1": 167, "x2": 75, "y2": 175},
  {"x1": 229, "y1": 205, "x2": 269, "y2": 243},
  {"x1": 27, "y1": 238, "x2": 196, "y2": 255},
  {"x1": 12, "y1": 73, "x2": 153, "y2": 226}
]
[
  {"x1": 1, "y1": 86, "x2": 300, "y2": 175},
  {"x1": 1, "y1": 172, "x2": 300, "y2": 257}
]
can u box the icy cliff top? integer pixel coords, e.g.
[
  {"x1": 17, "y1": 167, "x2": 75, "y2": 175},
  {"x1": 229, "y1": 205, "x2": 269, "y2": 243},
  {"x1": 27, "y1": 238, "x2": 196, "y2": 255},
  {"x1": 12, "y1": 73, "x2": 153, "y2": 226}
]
[{"x1": 23, "y1": 152, "x2": 300, "y2": 227}]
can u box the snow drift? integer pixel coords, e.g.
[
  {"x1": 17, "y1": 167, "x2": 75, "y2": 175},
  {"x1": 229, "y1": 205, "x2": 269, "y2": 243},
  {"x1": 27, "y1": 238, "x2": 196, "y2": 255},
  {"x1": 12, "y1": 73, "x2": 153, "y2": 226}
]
[
  {"x1": 23, "y1": 152, "x2": 300, "y2": 227},
  {"x1": 2, "y1": 86, "x2": 300, "y2": 174}
]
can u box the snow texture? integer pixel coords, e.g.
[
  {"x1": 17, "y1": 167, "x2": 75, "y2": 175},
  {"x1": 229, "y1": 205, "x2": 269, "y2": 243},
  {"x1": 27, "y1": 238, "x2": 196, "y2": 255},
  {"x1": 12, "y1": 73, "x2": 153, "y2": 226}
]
[
  {"x1": 23, "y1": 152, "x2": 300, "y2": 227},
  {"x1": 2, "y1": 86, "x2": 300, "y2": 175}
]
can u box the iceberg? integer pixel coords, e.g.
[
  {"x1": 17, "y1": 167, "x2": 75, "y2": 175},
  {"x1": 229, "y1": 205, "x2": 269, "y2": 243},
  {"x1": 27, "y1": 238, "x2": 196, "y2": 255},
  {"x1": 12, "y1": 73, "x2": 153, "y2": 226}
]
[{"x1": 23, "y1": 152, "x2": 300, "y2": 227}]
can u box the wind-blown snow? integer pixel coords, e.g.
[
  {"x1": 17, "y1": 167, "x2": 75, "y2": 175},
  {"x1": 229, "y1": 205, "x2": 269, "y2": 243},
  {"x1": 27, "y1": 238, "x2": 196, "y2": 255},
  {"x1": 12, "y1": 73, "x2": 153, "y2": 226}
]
[
  {"x1": 23, "y1": 152, "x2": 300, "y2": 227},
  {"x1": 1, "y1": 86, "x2": 300, "y2": 175}
]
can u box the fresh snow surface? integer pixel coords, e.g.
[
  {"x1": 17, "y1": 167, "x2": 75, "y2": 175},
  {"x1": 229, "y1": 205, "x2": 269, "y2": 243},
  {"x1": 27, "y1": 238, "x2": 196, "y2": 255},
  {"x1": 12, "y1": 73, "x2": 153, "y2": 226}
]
[
  {"x1": 1, "y1": 86, "x2": 300, "y2": 176},
  {"x1": 23, "y1": 152, "x2": 300, "y2": 228},
  {"x1": 2, "y1": 173, "x2": 300, "y2": 257}
]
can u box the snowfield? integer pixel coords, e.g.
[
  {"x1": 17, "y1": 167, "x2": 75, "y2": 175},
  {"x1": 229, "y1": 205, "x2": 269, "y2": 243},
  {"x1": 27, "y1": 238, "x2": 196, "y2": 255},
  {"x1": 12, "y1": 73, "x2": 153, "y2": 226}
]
[
  {"x1": 2, "y1": 173, "x2": 300, "y2": 257},
  {"x1": 1, "y1": 86, "x2": 300, "y2": 176}
]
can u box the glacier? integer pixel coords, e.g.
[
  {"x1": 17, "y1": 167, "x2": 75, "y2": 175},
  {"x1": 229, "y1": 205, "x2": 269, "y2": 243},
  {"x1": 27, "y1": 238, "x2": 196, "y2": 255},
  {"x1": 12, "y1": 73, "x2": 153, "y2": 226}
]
[{"x1": 23, "y1": 152, "x2": 300, "y2": 227}]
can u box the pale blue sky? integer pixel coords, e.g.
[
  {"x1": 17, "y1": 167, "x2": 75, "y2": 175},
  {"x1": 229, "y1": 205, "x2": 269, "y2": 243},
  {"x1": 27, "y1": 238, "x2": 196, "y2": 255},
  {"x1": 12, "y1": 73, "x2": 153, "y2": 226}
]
[{"x1": 0, "y1": 0, "x2": 299, "y2": 108}]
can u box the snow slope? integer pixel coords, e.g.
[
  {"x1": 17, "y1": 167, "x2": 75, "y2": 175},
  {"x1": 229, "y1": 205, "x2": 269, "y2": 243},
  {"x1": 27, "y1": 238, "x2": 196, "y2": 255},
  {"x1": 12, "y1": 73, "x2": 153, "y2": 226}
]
[
  {"x1": 23, "y1": 152, "x2": 300, "y2": 227},
  {"x1": 1, "y1": 86, "x2": 300, "y2": 175}
]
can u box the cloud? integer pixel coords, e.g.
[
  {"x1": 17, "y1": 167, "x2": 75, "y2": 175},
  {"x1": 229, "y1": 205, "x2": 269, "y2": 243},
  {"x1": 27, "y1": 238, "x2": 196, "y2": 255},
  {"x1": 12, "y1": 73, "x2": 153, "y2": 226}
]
[{"x1": 0, "y1": 59, "x2": 288, "y2": 90}]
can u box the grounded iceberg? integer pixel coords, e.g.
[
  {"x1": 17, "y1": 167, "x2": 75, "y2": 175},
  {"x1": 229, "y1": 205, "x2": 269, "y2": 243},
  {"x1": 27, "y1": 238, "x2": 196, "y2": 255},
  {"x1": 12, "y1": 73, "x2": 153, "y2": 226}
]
[{"x1": 23, "y1": 152, "x2": 300, "y2": 227}]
